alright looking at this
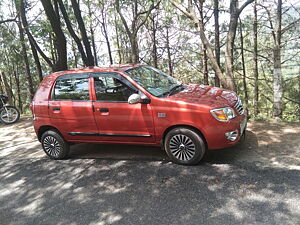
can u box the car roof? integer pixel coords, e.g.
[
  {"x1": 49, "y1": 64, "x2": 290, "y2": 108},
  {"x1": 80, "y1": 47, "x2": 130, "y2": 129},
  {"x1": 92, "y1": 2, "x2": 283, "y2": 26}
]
[{"x1": 46, "y1": 64, "x2": 142, "y2": 80}]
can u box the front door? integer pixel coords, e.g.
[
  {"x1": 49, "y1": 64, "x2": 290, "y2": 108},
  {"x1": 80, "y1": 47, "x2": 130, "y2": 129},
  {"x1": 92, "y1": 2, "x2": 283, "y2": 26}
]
[
  {"x1": 91, "y1": 72, "x2": 155, "y2": 144},
  {"x1": 48, "y1": 73, "x2": 98, "y2": 141}
]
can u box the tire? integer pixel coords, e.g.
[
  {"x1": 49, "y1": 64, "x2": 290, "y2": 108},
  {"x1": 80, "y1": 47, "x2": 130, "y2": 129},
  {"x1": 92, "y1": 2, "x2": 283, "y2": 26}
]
[
  {"x1": 0, "y1": 106, "x2": 20, "y2": 124},
  {"x1": 41, "y1": 130, "x2": 70, "y2": 159},
  {"x1": 164, "y1": 127, "x2": 206, "y2": 165}
]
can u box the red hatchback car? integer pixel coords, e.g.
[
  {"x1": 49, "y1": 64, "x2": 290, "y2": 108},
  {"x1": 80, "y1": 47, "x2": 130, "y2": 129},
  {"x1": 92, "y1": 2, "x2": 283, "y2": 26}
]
[{"x1": 31, "y1": 64, "x2": 247, "y2": 165}]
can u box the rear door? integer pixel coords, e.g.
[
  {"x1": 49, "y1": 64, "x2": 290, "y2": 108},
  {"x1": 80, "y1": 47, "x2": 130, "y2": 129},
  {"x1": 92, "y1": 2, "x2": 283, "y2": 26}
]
[
  {"x1": 91, "y1": 72, "x2": 155, "y2": 144},
  {"x1": 48, "y1": 73, "x2": 98, "y2": 141}
]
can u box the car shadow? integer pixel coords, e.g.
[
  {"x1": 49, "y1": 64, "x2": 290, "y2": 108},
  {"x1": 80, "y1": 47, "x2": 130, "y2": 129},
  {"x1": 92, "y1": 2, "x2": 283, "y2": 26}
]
[{"x1": 68, "y1": 130, "x2": 259, "y2": 164}]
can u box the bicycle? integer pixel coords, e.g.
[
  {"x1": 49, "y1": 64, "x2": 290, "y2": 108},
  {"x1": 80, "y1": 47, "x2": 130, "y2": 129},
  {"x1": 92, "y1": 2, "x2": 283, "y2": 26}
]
[{"x1": 0, "y1": 94, "x2": 20, "y2": 124}]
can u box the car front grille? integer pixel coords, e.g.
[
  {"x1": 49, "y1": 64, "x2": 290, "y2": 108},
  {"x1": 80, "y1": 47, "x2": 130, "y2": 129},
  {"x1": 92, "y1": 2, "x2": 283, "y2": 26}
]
[{"x1": 234, "y1": 98, "x2": 245, "y2": 115}]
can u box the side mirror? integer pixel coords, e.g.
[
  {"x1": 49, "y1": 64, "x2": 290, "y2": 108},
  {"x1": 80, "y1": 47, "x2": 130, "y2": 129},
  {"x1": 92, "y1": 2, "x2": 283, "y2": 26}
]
[{"x1": 128, "y1": 93, "x2": 142, "y2": 104}]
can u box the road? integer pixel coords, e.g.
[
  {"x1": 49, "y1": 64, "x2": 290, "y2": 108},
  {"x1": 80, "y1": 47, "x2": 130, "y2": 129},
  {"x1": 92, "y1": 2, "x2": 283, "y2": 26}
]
[{"x1": 0, "y1": 118, "x2": 299, "y2": 225}]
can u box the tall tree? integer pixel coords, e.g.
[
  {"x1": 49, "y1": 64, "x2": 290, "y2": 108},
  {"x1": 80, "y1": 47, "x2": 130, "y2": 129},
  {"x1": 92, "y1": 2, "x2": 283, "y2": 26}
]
[
  {"x1": 97, "y1": 0, "x2": 113, "y2": 65},
  {"x1": 70, "y1": 0, "x2": 94, "y2": 66},
  {"x1": 13, "y1": 66, "x2": 22, "y2": 112},
  {"x1": 57, "y1": 0, "x2": 92, "y2": 66},
  {"x1": 86, "y1": 0, "x2": 98, "y2": 66},
  {"x1": 239, "y1": 19, "x2": 248, "y2": 106},
  {"x1": 149, "y1": 14, "x2": 158, "y2": 68},
  {"x1": 272, "y1": 0, "x2": 283, "y2": 118},
  {"x1": 253, "y1": 0, "x2": 259, "y2": 116},
  {"x1": 116, "y1": 0, "x2": 160, "y2": 63},
  {"x1": 171, "y1": 0, "x2": 254, "y2": 91},
  {"x1": 0, "y1": 72, "x2": 13, "y2": 105},
  {"x1": 213, "y1": 0, "x2": 220, "y2": 87},
  {"x1": 198, "y1": 0, "x2": 208, "y2": 85},
  {"x1": 166, "y1": 26, "x2": 173, "y2": 76},
  {"x1": 40, "y1": 0, "x2": 67, "y2": 71},
  {"x1": 15, "y1": 1, "x2": 34, "y2": 99}
]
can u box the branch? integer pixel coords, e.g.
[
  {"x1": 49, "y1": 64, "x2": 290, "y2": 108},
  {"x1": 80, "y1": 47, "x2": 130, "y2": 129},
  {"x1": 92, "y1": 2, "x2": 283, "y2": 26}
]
[
  {"x1": 116, "y1": 0, "x2": 132, "y2": 37},
  {"x1": 281, "y1": 18, "x2": 300, "y2": 34},
  {"x1": 57, "y1": 0, "x2": 88, "y2": 64},
  {"x1": 258, "y1": 3, "x2": 276, "y2": 42},
  {"x1": 0, "y1": 18, "x2": 16, "y2": 24},
  {"x1": 170, "y1": 0, "x2": 194, "y2": 19},
  {"x1": 284, "y1": 96, "x2": 300, "y2": 104},
  {"x1": 136, "y1": 0, "x2": 161, "y2": 32},
  {"x1": 238, "y1": 0, "x2": 255, "y2": 15},
  {"x1": 20, "y1": 0, "x2": 53, "y2": 67}
]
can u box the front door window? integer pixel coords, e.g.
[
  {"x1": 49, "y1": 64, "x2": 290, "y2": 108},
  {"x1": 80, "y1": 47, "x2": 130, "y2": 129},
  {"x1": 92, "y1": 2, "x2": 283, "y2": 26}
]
[{"x1": 94, "y1": 76, "x2": 136, "y2": 102}]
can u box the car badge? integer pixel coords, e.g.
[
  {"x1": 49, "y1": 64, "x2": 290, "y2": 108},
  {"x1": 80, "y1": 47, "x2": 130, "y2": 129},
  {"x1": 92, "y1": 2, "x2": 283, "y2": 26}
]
[{"x1": 158, "y1": 113, "x2": 166, "y2": 118}]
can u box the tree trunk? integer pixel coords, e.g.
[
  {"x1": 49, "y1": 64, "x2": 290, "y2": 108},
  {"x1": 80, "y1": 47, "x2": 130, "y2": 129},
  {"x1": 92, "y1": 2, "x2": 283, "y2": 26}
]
[
  {"x1": 170, "y1": 0, "x2": 236, "y2": 90},
  {"x1": 71, "y1": 40, "x2": 78, "y2": 68},
  {"x1": 0, "y1": 75, "x2": 4, "y2": 94},
  {"x1": 13, "y1": 68, "x2": 22, "y2": 113},
  {"x1": 172, "y1": 0, "x2": 254, "y2": 91},
  {"x1": 213, "y1": 0, "x2": 220, "y2": 87},
  {"x1": 90, "y1": 27, "x2": 98, "y2": 66},
  {"x1": 100, "y1": 17, "x2": 113, "y2": 65},
  {"x1": 151, "y1": 15, "x2": 158, "y2": 68},
  {"x1": 0, "y1": 72, "x2": 13, "y2": 105},
  {"x1": 19, "y1": 0, "x2": 54, "y2": 70},
  {"x1": 104, "y1": 30, "x2": 113, "y2": 65},
  {"x1": 116, "y1": 0, "x2": 158, "y2": 64},
  {"x1": 224, "y1": 0, "x2": 240, "y2": 91},
  {"x1": 239, "y1": 19, "x2": 248, "y2": 106},
  {"x1": 87, "y1": 0, "x2": 98, "y2": 66},
  {"x1": 166, "y1": 27, "x2": 173, "y2": 76},
  {"x1": 115, "y1": 15, "x2": 122, "y2": 64},
  {"x1": 71, "y1": 0, "x2": 94, "y2": 66},
  {"x1": 298, "y1": 70, "x2": 300, "y2": 120},
  {"x1": 49, "y1": 32, "x2": 56, "y2": 64},
  {"x1": 58, "y1": 0, "x2": 89, "y2": 65},
  {"x1": 203, "y1": 47, "x2": 209, "y2": 85},
  {"x1": 253, "y1": 0, "x2": 259, "y2": 115},
  {"x1": 18, "y1": 0, "x2": 42, "y2": 82},
  {"x1": 130, "y1": 34, "x2": 139, "y2": 63},
  {"x1": 41, "y1": 0, "x2": 67, "y2": 72},
  {"x1": 30, "y1": 41, "x2": 43, "y2": 82},
  {"x1": 273, "y1": 0, "x2": 283, "y2": 118},
  {"x1": 17, "y1": 16, "x2": 34, "y2": 100}
]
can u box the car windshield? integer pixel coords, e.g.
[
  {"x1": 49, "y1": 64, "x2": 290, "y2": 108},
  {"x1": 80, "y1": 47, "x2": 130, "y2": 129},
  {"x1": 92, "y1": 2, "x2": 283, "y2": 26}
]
[{"x1": 125, "y1": 66, "x2": 182, "y2": 97}]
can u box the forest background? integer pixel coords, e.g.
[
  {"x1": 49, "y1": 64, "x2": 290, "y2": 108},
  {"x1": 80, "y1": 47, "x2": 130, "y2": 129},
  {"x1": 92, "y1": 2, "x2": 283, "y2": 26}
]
[{"x1": 0, "y1": 0, "x2": 299, "y2": 121}]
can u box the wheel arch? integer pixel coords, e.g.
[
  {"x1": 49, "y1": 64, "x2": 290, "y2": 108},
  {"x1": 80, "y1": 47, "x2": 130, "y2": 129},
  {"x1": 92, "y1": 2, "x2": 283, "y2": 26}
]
[
  {"x1": 37, "y1": 125, "x2": 64, "y2": 142},
  {"x1": 161, "y1": 124, "x2": 208, "y2": 149}
]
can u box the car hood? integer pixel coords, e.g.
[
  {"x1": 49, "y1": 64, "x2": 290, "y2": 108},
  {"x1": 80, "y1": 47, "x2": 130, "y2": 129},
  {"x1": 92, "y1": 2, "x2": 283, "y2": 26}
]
[{"x1": 168, "y1": 84, "x2": 238, "y2": 108}]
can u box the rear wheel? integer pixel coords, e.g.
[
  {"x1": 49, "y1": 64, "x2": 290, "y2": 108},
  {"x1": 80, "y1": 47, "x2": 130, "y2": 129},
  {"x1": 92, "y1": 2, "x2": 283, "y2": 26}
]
[
  {"x1": 164, "y1": 127, "x2": 206, "y2": 165},
  {"x1": 41, "y1": 130, "x2": 69, "y2": 159},
  {"x1": 0, "y1": 106, "x2": 20, "y2": 124}
]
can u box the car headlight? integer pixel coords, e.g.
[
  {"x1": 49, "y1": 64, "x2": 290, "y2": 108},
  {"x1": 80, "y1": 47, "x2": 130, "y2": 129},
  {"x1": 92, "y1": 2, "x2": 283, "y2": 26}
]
[{"x1": 210, "y1": 107, "x2": 236, "y2": 122}]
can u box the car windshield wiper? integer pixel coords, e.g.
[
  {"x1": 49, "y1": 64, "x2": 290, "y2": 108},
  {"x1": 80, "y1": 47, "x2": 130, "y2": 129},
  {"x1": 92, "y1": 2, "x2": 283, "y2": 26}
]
[{"x1": 158, "y1": 84, "x2": 185, "y2": 97}]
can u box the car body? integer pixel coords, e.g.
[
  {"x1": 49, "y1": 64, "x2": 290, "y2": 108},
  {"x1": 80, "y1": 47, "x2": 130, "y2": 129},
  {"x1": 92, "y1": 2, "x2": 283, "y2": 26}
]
[{"x1": 31, "y1": 64, "x2": 247, "y2": 165}]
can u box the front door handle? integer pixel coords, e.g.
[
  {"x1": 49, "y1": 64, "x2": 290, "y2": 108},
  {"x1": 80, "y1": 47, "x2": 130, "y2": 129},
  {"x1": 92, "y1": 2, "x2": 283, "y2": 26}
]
[
  {"x1": 99, "y1": 108, "x2": 109, "y2": 112},
  {"x1": 53, "y1": 107, "x2": 60, "y2": 111}
]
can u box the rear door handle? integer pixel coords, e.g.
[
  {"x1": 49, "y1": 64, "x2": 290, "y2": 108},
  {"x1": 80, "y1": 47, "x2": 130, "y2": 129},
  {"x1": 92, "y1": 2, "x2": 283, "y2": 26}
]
[
  {"x1": 53, "y1": 107, "x2": 60, "y2": 111},
  {"x1": 99, "y1": 108, "x2": 109, "y2": 112}
]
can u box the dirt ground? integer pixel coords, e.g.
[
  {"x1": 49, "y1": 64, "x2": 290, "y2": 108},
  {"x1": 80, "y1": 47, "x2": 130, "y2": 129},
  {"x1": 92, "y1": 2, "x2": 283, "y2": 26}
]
[{"x1": 0, "y1": 116, "x2": 299, "y2": 169}]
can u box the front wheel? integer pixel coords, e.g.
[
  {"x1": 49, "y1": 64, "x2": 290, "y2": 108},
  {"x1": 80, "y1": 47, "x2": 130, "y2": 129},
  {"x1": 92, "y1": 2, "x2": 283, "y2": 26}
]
[
  {"x1": 164, "y1": 127, "x2": 206, "y2": 165},
  {"x1": 0, "y1": 106, "x2": 20, "y2": 124}
]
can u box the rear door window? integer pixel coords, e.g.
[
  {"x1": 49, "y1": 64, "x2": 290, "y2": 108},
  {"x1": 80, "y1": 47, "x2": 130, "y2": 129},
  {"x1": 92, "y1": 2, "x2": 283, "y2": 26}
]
[{"x1": 54, "y1": 77, "x2": 89, "y2": 100}]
